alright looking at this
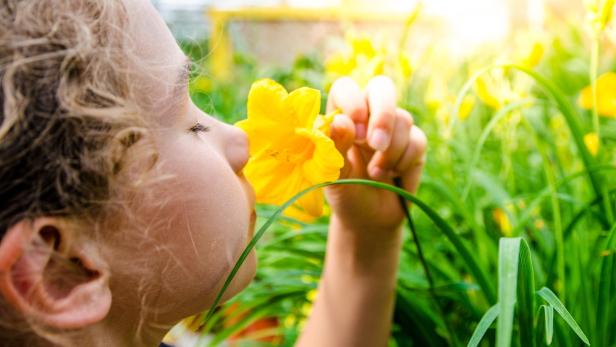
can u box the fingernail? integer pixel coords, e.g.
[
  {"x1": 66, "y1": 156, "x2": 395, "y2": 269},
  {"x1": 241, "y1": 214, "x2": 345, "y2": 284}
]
[
  {"x1": 355, "y1": 123, "x2": 367, "y2": 141},
  {"x1": 370, "y1": 166, "x2": 385, "y2": 179},
  {"x1": 369, "y1": 129, "x2": 390, "y2": 151}
]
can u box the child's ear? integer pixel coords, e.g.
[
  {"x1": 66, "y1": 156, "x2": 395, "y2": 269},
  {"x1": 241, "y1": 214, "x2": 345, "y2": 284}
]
[{"x1": 0, "y1": 218, "x2": 111, "y2": 329}]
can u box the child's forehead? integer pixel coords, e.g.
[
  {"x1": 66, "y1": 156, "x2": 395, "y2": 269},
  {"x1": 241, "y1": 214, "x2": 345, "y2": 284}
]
[{"x1": 122, "y1": 0, "x2": 187, "y2": 120}]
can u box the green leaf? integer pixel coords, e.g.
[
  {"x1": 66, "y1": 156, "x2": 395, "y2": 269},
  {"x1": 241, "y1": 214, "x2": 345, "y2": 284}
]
[
  {"x1": 497, "y1": 238, "x2": 521, "y2": 347},
  {"x1": 540, "y1": 305, "x2": 554, "y2": 345},
  {"x1": 594, "y1": 223, "x2": 616, "y2": 347},
  {"x1": 538, "y1": 287, "x2": 590, "y2": 345},
  {"x1": 517, "y1": 239, "x2": 536, "y2": 347},
  {"x1": 468, "y1": 304, "x2": 499, "y2": 347}
]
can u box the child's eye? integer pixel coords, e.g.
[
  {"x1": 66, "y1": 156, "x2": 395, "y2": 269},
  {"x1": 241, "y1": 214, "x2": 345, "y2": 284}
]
[{"x1": 190, "y1": 123, "x2": 210, "y2": 133}]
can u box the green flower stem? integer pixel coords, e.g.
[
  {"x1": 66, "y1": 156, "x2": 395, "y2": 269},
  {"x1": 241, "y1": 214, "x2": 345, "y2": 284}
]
[
  {"x1": 590, "y1": 37, "x2": 600, "y2": 139},
  {"x1": 525, "y1": 119, "x2": 566, "y2": 301},
  {"x1": 393, "y1": 177, "x2": 458, "y2": 347}
]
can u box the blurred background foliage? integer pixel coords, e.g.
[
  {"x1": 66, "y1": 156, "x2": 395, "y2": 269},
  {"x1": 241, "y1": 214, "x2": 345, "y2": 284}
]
[{"x1": 159, "y1": 0, "x2": 616, "y2": 346}]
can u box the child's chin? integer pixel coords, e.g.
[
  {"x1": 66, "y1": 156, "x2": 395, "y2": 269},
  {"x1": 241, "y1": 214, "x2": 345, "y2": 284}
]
[{"x1": 220, "y1": 250, "x2": 257, "y2": 302}]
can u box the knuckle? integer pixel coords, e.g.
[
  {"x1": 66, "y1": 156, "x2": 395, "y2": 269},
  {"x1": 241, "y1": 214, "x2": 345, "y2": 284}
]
[
  {"x1": 397, "y1": 108, "x2": 414, "y2": 126},
  {"x1": 396, "y1": 112, "x2": 413, "y2": 129},
  {"x1": 372, "y1": 108, "x2": 397, "y2": 126}
]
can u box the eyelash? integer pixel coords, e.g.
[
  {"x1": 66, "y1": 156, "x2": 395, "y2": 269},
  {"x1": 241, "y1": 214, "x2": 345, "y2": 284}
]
[{"x1": 190, "y1": 123, "x2": 210, "y2": 133}]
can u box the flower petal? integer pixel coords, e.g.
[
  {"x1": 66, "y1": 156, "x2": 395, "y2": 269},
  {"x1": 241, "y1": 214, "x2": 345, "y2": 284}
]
[
  {"x1": 584, "y1": 132, "x2": 600, "y2": 156},
  {"x1": 292, "y1": 189, "x2": 324, "y2": 220},
  {"x1": 283, "y1": 87, "x2": 321, "y2": 129},
  {"x1": 247, "y1": 78, "x2": 288, "y2": 123},
  {"x1": 237, "y1": 79, "x2": 295, "y2": 154},
  {"x1": 578, "y1": 72, "x2": 616, "y2": 117}
]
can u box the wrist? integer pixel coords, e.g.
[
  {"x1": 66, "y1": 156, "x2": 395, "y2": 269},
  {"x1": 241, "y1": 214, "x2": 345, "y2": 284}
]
[
  {"x1": 328, "y1": 215, "x2": 404, "y2": 274},
  {"x1": 330, "y1": 214, "x2": 403, "y2": 246}
]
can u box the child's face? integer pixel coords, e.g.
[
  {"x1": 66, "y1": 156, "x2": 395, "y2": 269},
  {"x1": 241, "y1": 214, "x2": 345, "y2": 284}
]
[{"x1": 107, "y1": 0, "x2": 256, "y2": 324}]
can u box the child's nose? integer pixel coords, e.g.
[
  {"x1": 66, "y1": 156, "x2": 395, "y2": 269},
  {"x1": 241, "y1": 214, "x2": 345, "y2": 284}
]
[{"x1": 224, "y1": 124, "x2": 249, "y2": 174}]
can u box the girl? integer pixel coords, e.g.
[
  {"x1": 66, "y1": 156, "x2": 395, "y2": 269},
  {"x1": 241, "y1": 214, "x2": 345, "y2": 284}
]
[{"x1": 0, "y1": 0, "x2": 426, "y2": 346}]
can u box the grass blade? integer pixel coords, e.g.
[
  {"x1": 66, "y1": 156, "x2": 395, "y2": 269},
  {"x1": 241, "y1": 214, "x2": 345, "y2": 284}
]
[
  {"x1": 517, "y1": 239, "x2": 536, "y2": 347},
  {"x1": 595, "y1": 223, "x2": 616, "y2": 347},
  {"x1": 467, "y1": 304, "x2": 499, "y2": 347},
  {"x1": 540, "y1": 305, "x2": 554, "y2": 345},
  {"x1": 538, "y1": 287, "x2": 590, "y2": 345},
  {"x1": 497, "y1": 238, "x2": 521, "y2": 347}
]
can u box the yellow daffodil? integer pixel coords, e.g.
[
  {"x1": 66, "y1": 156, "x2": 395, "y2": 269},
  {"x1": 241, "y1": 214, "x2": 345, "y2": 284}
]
[
  {"x1": 471, "y1": 33, "x2": 542, "y2": 111},
  {"x1": 585, "y1": 0, "x2": 616, "y2": 34},
  {"x1": 235, "y1": 79, "x2": 344, "y2": 220},
  {"x1": 458, "y1": 95, "x2": 476, "y2": 121},
  {"x1": 584, "y1": 132, "x2": 600, "y2": 156},
  {"x1": 493, "y1": 208, "x2": 513, "y2": 236},
  {"x1": 519, "y1": 40, "x2": 545, "y2": 69},
  {"x1": 578, "y1": 72, "x2": 616, "y2": 117},
  {"x1": 326, "y1": 35, "x2": 385, "y2": 87},
  {"x1": 325, "y1": 34, "x2": 412, "y2": 88},
  {"x1": 425, "y1": 76, "x2": 475, "y2": 124},
  {"x1": 397, "y1": 51, "x2": 414, "y2": 80},
  {"x1": 475, "y1": 75, "x2": 502, "y2": 110}
]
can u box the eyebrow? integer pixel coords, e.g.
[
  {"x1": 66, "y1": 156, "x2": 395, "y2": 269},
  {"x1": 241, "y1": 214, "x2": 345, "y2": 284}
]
[
  {"x1": 178, "y1": 58, "x2": 192, "y2": 85},
  {"x1": 172, "y1": 57, "x2": 192, "y2": 100},
  {"x1": 170, "y1": 57, "x2": 193, "y2": 103}
]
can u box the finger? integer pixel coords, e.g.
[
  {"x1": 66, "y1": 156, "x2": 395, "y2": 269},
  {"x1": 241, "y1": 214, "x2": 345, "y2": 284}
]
[
  {"x1": 399, "y1": 126, "x2": 427, "y2": 194},
  {"x1": 364, "y1": 75, "x2": 397, "y2": 152},
  {"x1": 330, "y1": 114, "x2": 355, "y2": 154},
  {"x1": 330, "y1": 114, "x2": 356, "y2": 178},
  {"x1": 327, "y1": 77, "x2": 368, "y2": 141},
  {"x1": 367, "y1": 108, "x2": 412, "y2": 179}
]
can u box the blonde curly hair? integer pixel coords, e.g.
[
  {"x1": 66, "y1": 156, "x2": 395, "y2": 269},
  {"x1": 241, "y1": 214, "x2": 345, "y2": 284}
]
[{"x1": 0, "y1": 0, "x2": 153, "y2": 344}]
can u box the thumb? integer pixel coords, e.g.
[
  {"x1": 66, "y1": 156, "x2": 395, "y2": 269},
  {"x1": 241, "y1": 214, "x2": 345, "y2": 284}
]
[{"x1": 329, "y1": 114, "x2": 355, "y2": 179}]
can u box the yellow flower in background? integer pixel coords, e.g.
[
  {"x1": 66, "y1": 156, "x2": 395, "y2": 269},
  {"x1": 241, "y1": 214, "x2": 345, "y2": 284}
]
[
  {"x1": 425, "y1": 77, "x2": 475, "y2": 124},
  {"x1": 475, "y1": 75, "x2": 503, "y2": 110},
  {"x1": 190, "y1": 75, "x2": 213, "y2": 94},
  {"x1": 326, "y1": 35, "x2": 385, "y2": 87},
  {"x1": 325, "y1": 34, "x2": 413, "y2": 88},
  {"x1": 519, "y1": 40, "x2": 545, "y2": 69},
  {"x1": 235, "y1": 79, "x2": 344, "y2": 220},
  {"x1": 397, "y1": 51, "x2": 414, "y2": 80},
  {"x1": 585, "y1": 0, "x2": 616, "y2": 34},
  {"x1": 425, "y1": 78, "x2": 448, "y2": 110},
  {"x1": 458, "y1": 95, "x2": 476, "y2": 121},
  {"x1": 578, "y1": 72, "x2": 616, "y2": 117},
  {"x1": 493, "y1": 208, "x2": 513, "y2": 236},
  {"x1": 584, "y1": 132, "x2": 600, "y2": 156},
  {"x1": 471, "y1": 33, "x2": 543, "y2": 111}
]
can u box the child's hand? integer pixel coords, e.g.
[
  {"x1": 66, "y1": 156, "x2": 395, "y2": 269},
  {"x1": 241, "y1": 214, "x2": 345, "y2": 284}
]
[{"x1": 325, "y1": 76, "x2": 427, "y2": 234}]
